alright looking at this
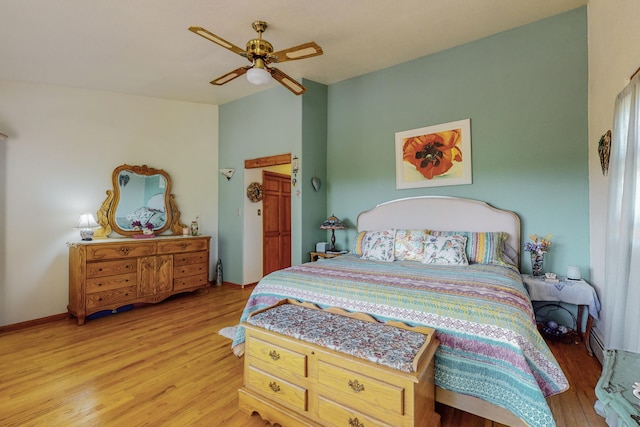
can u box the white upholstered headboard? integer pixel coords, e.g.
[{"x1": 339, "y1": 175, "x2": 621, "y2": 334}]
[{"x1": 357, "y1": 196, "x2": 521, "y2": 260}]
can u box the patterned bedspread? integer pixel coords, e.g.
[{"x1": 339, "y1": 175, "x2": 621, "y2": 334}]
[{"x1": 232, "y1": 255, "x2": 568, "y2": 426}]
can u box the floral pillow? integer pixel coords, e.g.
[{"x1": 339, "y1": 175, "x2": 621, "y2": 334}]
[
  {"x1": 394, "y1": 229, "x2": 427, "y2": 261},
  {"x1": 427, "y1": 230, "x2": 508, "y2": 266},
  {"x1": 422, "y1": 235, "x2": 469, "y2": 265},
  {"x1": 360, "y1": 229, "x2": 396, "y2": 262}
]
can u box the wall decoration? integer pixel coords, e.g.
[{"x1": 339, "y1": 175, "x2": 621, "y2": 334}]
[
  {"x1": 118, "y1": 173, "x2": 130, "y2": 187},
  {"x1": 598, "y1": 130, "x2": 611, "y2": 176},
  {"x1": 395, "y1": 119, "x2": 472, "y2": 189},
  {"x1": 291, "y1": 155, "x2": 299, "y2": 187},
  {"x1": 247, "y1": 182, "x2": 263, "y2": 202}
]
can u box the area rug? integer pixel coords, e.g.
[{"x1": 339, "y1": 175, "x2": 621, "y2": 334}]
[{"x1": 218, "y1": 326, "x2": 237, "y2": 340}]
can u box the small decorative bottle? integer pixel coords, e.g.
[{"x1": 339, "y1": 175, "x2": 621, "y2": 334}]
[{"x1": 190, "y1": 217, "x2": 199, "y2": 236}]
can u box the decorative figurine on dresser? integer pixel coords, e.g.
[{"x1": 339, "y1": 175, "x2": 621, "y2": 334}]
[{"x1": 68, "y1": 164, "x2": 211, "y2": 325}]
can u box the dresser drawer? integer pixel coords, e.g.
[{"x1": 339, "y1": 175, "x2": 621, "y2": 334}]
[
  {"x1": 157, "y1": 238, "x2": 208, "y2": 254},
  {"x1": 86, "y1": 286, "x2": 137, "y2": 309},
  {"x1": 86, "y1": 273, "x2": 136, "y2": 293},
  {"x1": 245, "y1": 365, "x2": 307, "y2": 411},
  {"x1": 86, "y1": 242, "x2": 155, "y2": 260},
  {"x1": 173, "y1": 262, "x2": 208, "y2": 279},
  {"x1": 174, "y1": 251, "x2": 208, "y2": 266},
  {"x1": 173, "y1": 273, "x2": 208, "y2": 291},
  {"x1": 318, "y1": 360, "x2": 404, "y2": 417},
  {"x1": 246, "y1": 335, "x2": 307, "y2": 378},
  {"x1": 86, "y1": 259, "x2": 137, "y2": 278},
  {"x1": 318, "y1": 395, "x2": 392, "y2": 427}
]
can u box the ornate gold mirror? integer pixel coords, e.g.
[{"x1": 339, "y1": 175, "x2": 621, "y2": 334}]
[{"x1": 95, "y1": 164, "x2": 186, "y2": 237}]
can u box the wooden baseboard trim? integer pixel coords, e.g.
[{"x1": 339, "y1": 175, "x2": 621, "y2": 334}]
[{"x1": 0, "y1": 313, "x2": 70, "y2": 333}]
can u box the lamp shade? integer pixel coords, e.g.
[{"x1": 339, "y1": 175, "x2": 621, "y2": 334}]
[
  {"x1": 75, "y1": 213, "x2": 99, "y2": 241},
  {"x1": 320, "y1": 214, "x2": 346, "y2": 230},
  {"x1": 246, "y1": 67, "x2": 271, "y2": 85}
]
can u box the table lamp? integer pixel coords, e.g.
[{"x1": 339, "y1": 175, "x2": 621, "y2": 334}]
[
  {"x1": 320, "y1": 214, "x2": 346, "y2": 251},
  {"x1": 75, "y1": 213, "x2": 99, "y2": 241}
]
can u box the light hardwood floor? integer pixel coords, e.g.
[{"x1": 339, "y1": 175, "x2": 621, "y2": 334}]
[{"x1": 0, "y1": 284, "x2": 607, "y2": 426}]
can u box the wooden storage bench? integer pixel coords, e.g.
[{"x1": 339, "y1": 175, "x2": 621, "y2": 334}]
[{"x1": 238, "y1": 299, "x2": 440, "y2": 427}]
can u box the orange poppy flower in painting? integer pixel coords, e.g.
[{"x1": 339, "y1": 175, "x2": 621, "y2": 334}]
[{"x1": 402, "y1": 129, "x2": 463, "y2": 179}]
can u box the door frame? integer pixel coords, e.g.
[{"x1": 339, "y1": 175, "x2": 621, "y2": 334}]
[{"x1": 242, "y1": 153, "x2": 292, "y2": 284}]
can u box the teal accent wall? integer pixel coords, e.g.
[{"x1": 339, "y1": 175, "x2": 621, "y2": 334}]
[
  {"x1": 220, "y1": 7, "x2": 588, "y2": 281},
  {"x1": 219, "y1": 82, "x2": 327, "y2": 284},
  {"x1": 301, "y1": 79, "x2": 329, "y2": 257},
  {"x1": 327, "y1": 8, "x2": 588, "y2": 276}
]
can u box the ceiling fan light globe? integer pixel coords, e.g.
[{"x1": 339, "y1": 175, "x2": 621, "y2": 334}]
[{"x1": 246, "y1": 67, "x2": 271, "y2": 85}]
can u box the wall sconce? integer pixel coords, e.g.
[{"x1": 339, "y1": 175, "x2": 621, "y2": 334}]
[
  {"x1": 219, "y1": 168, "x2": 235, "y2": 181},
  {"x1": 311, "y1": 167, "x2": 321, "y2": 192},
  {"x1": 291, "y1": 156, "x2": 299, "y2": 187},
  {"x1": 75, "y1": 213, "x2": 99, "y2": 241}
]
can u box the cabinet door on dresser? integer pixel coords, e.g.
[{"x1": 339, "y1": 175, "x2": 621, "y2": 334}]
[{"x1": 138, "y1": 254, "x2": 173, "y2": 297}]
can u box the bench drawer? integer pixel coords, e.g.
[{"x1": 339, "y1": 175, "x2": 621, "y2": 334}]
[
  {"x1": 318, "y1": 360, "x2": 405, "y2": 416},
  {"x1": 246, "y1": 335, "x2": 307, "y2": 378},
  {"x1": 245, "y1": 366, "x2": 307, "y2": 411},
  {"x1": 318, "y1": 395, "x2": 392, "y2": 427}
]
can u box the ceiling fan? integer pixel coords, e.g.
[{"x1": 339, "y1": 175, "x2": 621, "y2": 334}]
[{"x1": 188, "y1": 21, "x2": 323, "y2": 95}]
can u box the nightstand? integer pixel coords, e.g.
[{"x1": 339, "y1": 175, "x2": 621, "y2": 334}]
[
  {"x1": 309, "y1": 251, "x2": 342, "y2": 262},
  {"x1": 521, "y1": 274, "x2": 601, "y2": 355}
]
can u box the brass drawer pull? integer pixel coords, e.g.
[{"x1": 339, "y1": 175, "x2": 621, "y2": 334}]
[
  {"x1": 179, "y1": 243, "x2": 188, "y2": 249},
  {"x1": 348, "y1": 417, "x2": 364, "y2": 427},
  {"x1": 348, "y1": 379, "x2": 365, "y2": 393},
  {"x1": 269, "y1": 350, "x2": 280, "y2": 361},
  {"x1": 268, "y1": 381, "x2": 280, "y2": 393},
  {"x1": 119, "y1": 247, "x2": 131, "y2": 255}
]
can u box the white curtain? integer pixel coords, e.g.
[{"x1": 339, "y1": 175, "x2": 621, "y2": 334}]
[{"x1": 604, "y1": 73, "x2": 640, "y2": 352}]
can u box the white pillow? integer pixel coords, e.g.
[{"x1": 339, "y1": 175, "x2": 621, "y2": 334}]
[
  {"x1": 422, "y1": 235, "x2": 469, "y2": 265},
  {"x1": 361, "y1": 229, "x2": 396, "y2": 262}
]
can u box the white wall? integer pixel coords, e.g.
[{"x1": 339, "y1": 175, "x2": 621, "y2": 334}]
[
  {"x1": 587, "y1": 0, "x2": 640, "y2": 337},
  {"x1": 242, "y1": 164, "x2": 290, "y2": 285},
  {"x1": 0, "y1": 80, "x2": 219, "y2": 326}
]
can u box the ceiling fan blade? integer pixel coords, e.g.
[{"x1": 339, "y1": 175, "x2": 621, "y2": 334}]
[
  {"x1": 210, "y1": 67, "x2": 251, "y2": 86},
  {"x1": 269, "y1": 67, "x2": 307, "y2": 95},
  {"x1": 188, "y1": 27, "x2": 248, "y2": 58},
  {"x1": 269, "y1": 42, "x2": 323, "y2": 63}
]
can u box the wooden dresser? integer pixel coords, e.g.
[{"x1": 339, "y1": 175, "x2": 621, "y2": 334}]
[
  {"x1": 239, "y1": 301, "x2": 440, "y2": 427},
  {"x1": 68, "y1": 235, "x2": 210, "y2": 325}
]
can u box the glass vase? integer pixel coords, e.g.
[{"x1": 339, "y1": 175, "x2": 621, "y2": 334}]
[{"x1": 530, "y1": 252, "x2": 544, "y2": 276}]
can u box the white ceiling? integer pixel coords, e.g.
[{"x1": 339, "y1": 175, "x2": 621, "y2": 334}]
[{"x1": 0, "y1": 0, "x2": 587, "y2": 105}]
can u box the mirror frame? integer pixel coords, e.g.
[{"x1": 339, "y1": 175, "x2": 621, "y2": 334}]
[{"x1": 94, "y1": 164, "x2": 186, "y2": 238}]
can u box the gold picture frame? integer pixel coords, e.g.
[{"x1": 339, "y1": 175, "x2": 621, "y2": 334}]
[{"x1": 395, "y1": 119, "x2": 472, "y2": 189}]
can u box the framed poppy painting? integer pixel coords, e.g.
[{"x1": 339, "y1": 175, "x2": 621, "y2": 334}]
[{"x1": 395, "y1": 119, "x2": 472, "y2": 189}]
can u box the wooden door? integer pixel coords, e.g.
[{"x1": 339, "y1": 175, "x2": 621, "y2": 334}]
[{"x1": 262, "y1": 171, "x2": 291, "y2": 276}]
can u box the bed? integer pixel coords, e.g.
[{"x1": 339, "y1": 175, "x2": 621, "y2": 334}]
[
  {"x1": 115, "y1": 193, "x2": 167, "y2": 229},
  {"x1": 232, "y1": 196, "x2": 568, "y2": 427}
]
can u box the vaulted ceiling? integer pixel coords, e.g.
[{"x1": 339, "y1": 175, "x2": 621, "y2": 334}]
[{"x1": 0, "y1": 0, "x2": 587, "y2": 105}]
